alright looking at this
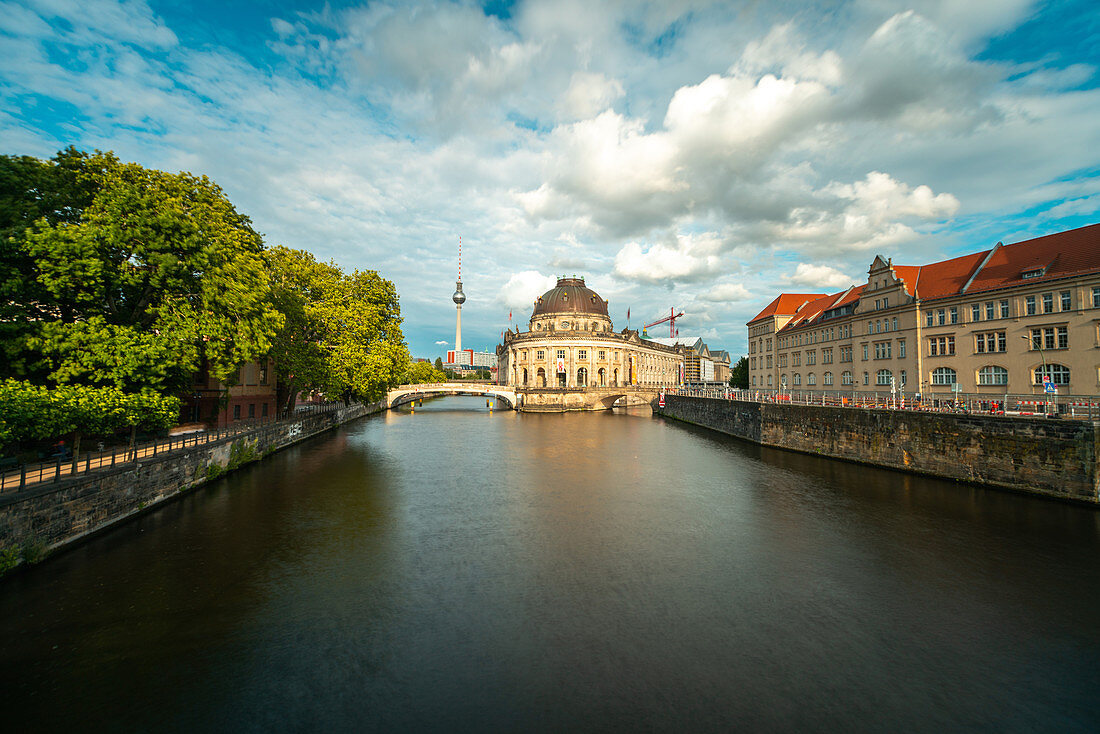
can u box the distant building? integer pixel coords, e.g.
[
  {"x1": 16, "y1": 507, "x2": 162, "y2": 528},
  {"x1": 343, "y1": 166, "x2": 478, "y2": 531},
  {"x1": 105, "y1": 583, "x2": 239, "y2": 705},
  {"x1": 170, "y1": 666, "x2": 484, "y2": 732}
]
[
  {"x1": 646, "y1": 336, "x2": 729, "y2": 385},
  {"x1": 747, "y1": 223, "x2": 1100, "y2": 398},
  {"x1": 181, "y1": 357, "x2": 277, "y2": 427}
]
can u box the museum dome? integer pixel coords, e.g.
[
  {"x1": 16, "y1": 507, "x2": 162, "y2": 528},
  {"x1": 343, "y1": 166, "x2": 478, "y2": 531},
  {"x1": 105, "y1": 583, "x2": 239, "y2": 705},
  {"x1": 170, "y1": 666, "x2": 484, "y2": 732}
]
[{"x1": 531, "y1": 276, "x2": 609, "y2": 318}]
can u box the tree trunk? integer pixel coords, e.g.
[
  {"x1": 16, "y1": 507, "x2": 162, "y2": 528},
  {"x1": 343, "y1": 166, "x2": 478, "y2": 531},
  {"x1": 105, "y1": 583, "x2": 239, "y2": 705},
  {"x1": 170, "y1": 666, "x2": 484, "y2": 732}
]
[
  {"x1": 129, "y1": 425, "x2": 137, "y2": 461},
  {"x1": 71, "y1": 430, "x2": 82, "y2": 473}
]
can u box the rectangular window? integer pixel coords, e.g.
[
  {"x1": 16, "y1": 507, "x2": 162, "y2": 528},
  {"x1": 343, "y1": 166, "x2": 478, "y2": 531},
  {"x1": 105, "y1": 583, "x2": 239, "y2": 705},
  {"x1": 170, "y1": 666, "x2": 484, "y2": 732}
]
[
  {"x1": 823, "y1": 348, "x2": 833, "y2": 364},
  {"x1": 976, "y1": 332, "x2": 1008, "y2": 353},
  {"x1": 900, "y1": 370, "x2": 907, "y2": 386},
  {"x1": 598, "y1": 350, "x2": 605, "y2": 360},
  {"x1": 807, "y1": 351, "x2": 816, "y2": 365},
  {"x1": 766, "y1": 356, "x2": 772, "y2": 368},
  {"x1": 793, "y1": 353, "x2": 801, "y2": 366},
  {"x1": 1058, "y1": 326, "x2": 1068, "y2": 349},
  {"x1": 248, "y1": 403, "x2": 255, "y2": 419},
  {"x1": 862, "y1": 344, "x2": 868, "y2": 360},
  {"x1": 1000, "y1": 300, "x2": 1009, "y2": 318},
  {"x1": 891, "y1": 317, "x2": 897, "y2": 331},
  {"x1": 1042, "y1": 292, "x2": 1054, "y2": 313},
  {"x1": 1094, "y1": 286, "x2": 1100, "y2": 307},
  {"x1": 985, "y1": 302, "x2": 995, "y2": 320},
  {"x1": 937, "y1": 309, "x2": 946, "y2": 326},
  {"x1": 899, "y1": 340, "x2": 906, "y2": 358},
  {"x1": 971, "y1": 304, "x2": 981, "y2": 321},
  {"x1": 976, "y1": 333, "x2": 985, "y2": 353},
  {"x1": 926, "y1": 311, "x2": 934, "y2": 327},
  {"x1": 556, "y1": 349, "x2": 566, "y2": 360},
  {"x1": 1061, "y1": 291, "x2": 1071, "y2": 311},
  {"x1": 949, "y1": 307, "x2": 958, "y2": 324},
  {"x1": 577, "y1": 350, "x2": 587, "y2": 360},
  {"x1": 1026, "y1": 295, "x2": 1036, "y2": 315},
  {"x1": 262, "y1": 403, "x2": 268, "y2": 418},
  {"x1": 537, "y1": 350, "x2": 545, "y2": 360},
  {"x1": 929, "y1": 336, "x2": 955, "y2": 356},
  {"x1": 259, "y1": 365, "x2": 268, "y2": 385},
  {"x1": 233, "y1": 404, "x2": 241, "y2": 420}
]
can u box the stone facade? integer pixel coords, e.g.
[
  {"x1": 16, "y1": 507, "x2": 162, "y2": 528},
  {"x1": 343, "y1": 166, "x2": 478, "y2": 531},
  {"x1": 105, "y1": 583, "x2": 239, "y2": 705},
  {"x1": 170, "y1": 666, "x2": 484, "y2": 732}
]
[
  {"x1": 656, "y1": 395, "x2": 1099, "y2": 503},
  {"x1": 0, "y1": 402, "x2": 383, "y2": 564}
]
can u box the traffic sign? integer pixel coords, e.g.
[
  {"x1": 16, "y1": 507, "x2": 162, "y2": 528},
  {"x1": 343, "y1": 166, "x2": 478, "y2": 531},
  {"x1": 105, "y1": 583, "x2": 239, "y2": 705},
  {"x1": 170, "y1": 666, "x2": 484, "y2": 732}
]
[{"x1": 1044, "y1": 381, "x2": 1057, "y2": 394}]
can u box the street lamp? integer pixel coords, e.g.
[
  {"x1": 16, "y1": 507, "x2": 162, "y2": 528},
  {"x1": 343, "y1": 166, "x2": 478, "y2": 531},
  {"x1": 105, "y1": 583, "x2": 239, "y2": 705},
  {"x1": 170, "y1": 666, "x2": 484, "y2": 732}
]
[{"x1": 1021, "y1": 333, "x2": 1050, "y2": 417}]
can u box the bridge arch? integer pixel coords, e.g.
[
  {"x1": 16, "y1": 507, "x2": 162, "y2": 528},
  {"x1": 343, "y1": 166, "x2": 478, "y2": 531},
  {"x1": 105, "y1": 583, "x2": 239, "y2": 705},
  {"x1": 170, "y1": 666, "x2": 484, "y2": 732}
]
[{"x1": 387, "y1": 383, "x2": 517, "y2": 410}]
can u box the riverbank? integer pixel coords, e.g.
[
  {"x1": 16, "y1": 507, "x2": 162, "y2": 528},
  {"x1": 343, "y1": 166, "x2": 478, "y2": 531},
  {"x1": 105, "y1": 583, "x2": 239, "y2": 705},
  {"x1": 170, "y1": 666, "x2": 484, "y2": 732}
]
[
  {"x1": 0, "y1": 401, "x2": 384, "y2": 573},
  {"x1": 655, "y1": 395, "x2": 1099, "y2": 504}
]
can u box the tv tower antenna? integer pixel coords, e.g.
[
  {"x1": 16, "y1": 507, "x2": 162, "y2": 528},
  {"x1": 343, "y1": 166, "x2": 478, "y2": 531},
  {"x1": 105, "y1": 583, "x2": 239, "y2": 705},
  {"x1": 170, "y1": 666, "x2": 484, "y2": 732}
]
[{"x1": 452, "y1": 237, "x2": 466, "y2": 354}]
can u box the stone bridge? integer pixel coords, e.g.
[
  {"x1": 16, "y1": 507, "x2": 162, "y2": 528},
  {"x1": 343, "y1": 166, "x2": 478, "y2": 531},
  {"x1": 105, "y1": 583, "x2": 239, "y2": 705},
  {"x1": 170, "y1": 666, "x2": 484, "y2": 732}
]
[
  {"x1": 387, "y1": 384, "x2": 668, "y2": 412},
  {"x1": 387, "y1": 383, "x2": 518, "y2": 409}
]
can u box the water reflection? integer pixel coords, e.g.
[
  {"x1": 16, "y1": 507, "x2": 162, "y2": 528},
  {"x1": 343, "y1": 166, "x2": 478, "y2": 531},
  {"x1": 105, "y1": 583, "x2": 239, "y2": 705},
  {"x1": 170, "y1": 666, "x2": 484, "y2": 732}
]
[{"x1": 2, "y1": 397, "x2": 1098, "y2": 732}]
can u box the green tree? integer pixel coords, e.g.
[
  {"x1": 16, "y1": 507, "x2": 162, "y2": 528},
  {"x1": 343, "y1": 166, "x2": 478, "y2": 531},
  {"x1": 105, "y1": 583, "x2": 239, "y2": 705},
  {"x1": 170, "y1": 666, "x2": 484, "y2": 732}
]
[
  {"x1": 730, "y1": 356, "x2": 749, "y2": 388},
  {"x1": 434, "y1": 357, "x2": 443, "y2": 371},
  {"x1": 266, "y1": 247, "x2": 408, "y2": 413},
  {"x1": 3, "y1": 149, "x2": 282, "y2": 392},
  {"x1": 405, "y1": 361, "x2": 446, "y2": 384}
]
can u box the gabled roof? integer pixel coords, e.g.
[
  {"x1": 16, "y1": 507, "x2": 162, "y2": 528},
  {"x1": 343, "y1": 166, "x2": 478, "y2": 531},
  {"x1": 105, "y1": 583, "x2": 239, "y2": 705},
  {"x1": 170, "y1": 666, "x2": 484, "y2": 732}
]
[
  {"x1": 963, "y1": 223, "x2": 1100, "y2": 294},
  {"x1": 748, "y1": 293, "x2": 828, "y2": 323}
]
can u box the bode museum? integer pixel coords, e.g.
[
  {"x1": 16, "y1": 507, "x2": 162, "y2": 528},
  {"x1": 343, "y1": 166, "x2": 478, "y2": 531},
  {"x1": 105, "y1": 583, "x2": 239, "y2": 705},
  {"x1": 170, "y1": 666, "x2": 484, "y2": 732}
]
[{"x1": 497, "y1": 277, "x2": 684, "y2": 409}]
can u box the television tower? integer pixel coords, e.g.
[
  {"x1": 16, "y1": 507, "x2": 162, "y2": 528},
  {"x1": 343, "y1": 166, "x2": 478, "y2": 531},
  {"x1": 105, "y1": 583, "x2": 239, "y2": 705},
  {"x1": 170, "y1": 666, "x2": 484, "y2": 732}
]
[{"x1": 452, "y1": 237, "x2": 465, "y2": 354}]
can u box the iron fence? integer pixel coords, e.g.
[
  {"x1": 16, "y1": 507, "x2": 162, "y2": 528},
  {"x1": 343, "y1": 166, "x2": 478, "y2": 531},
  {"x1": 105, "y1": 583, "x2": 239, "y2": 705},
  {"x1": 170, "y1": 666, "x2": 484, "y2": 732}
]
[
  {"x1": 666, "y1": 387, "x2": 1099, "y2": 420},
  {"x1": 0, "y1": 402, "x2": 342, "y2": 495}
]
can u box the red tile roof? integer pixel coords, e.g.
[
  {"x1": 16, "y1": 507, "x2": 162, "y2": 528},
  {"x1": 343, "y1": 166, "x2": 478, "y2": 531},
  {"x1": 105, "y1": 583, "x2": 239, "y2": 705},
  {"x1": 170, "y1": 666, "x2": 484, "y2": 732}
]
[{"x1": 748, "y1": 293, "x2": 828, "y2": 323}]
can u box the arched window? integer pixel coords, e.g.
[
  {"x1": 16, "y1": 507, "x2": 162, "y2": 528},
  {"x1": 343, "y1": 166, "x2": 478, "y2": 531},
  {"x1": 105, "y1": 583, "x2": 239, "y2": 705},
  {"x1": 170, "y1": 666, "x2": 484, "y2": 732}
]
[
  {"x1": 807, "y1": 373, "x2": 816, "y2": 385},
  {"x1": 536, "y1": 367, "x2": 547, "y2": 387},
  {"x1": 1034, "y1": 364, "x2": 1070, "y2": 385},
  {"x1": 842, "y1": 371, "x2": 852, "y2": 386},
  {"x1": 931, "y1": 367, "x2": 957, "y2": 385},
  {"x1": 793, "y1": 373, "x2": 801, "y2": 386},
  {"x1": 522, "y1": 368, "x2": 528, "y2": 386},
  {"x1": 781, "y1": 373, "x2": 788, "y2": 387},
  {"x1": 823, "y1": 371, "x2": 833, "y2": 386},
  {"x1": 876, "y1": 369, "x2": 892, "y2": 386},
  {"x1": 598, "y1": 368, "x2": 606, "y2": 386},
  {"x1": 577, "y1": 367, "x2": 588, "y2": 386},
  {"x1": 978, "y1": 366, "x2": 1008, "y2": 386}
]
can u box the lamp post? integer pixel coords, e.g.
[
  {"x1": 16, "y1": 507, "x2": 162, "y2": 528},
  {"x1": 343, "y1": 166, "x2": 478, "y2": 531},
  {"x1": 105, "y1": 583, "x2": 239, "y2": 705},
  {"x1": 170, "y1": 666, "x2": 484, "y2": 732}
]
[{"x1": 1021, "y1": 334, "x2": 1050, "y2": 417}]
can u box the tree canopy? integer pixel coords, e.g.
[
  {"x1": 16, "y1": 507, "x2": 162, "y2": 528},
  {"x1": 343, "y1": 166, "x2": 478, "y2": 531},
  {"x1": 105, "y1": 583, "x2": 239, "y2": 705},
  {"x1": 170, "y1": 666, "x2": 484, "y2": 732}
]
[
  {"x1": 730, "y1": 356, "x2": 749, "y2": 388},
  {"x1": 266, "y1": 246, "x2": 408, "y2": 413},
  {"x1": 405, "y1": 361, "x2": 447, "y2": 384},
  {"x1": 1, "y1": 148, "x2": 283, "y2": 393}
]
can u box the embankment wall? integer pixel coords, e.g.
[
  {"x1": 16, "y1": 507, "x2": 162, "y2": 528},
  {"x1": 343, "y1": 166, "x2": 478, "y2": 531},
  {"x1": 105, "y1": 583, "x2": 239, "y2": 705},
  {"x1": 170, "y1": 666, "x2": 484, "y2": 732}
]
[
  {"x1": 0, "y1": 402, "x2": 383, "y2": 561},
  {"x1": 656, "y1": 396, "x2": 1100, "y2": 504}
]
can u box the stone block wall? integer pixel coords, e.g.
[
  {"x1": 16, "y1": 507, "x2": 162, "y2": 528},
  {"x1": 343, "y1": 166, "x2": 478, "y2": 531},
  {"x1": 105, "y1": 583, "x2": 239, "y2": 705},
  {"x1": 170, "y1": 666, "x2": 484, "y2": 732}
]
[
  {"x1": 0, "y1": 401, "x2": 383, "y2": 563},
  {"x1": 657, "y1": 396, "x2": 1099, "y2": 503}
]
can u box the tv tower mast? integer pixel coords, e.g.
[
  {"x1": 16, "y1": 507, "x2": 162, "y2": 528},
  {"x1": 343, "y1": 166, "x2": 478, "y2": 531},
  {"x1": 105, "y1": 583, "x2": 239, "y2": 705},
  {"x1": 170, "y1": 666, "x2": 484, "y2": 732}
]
[{"x1": 452, "y1": 237, "x2": 465, "y2": 354}]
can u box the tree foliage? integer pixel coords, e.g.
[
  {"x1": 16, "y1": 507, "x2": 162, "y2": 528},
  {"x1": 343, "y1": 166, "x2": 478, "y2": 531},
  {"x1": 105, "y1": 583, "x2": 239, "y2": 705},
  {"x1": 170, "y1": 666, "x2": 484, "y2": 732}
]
[
  {"x1": 730, "y1": 356, "x2": 749, "y2": 388},
  {"x1": 0, "y1": 379, "x2": 179, "y2": 448},
  {"x1": 266, "y1": 247, "x2": 408, "y2": 413},
  {"x1": 405, "y1": 361, "x2": 447, "y2": 384},
  {"x1": 2, "y1": 149, "x2": 282, "y2": 392}
]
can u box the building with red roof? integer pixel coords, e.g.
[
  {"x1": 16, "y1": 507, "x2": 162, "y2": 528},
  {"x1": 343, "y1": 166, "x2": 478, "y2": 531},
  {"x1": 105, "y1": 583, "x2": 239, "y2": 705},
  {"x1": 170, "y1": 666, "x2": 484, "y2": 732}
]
[{"x1": 747, "y1": 223, "x2": 1100, "y2": 400}]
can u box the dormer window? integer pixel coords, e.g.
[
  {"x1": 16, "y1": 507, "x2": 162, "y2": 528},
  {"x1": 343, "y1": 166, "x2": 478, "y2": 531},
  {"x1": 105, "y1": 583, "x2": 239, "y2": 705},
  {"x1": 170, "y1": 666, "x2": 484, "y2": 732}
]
[{"x1": 1022, "y1": 267, "x2": 1045, "y2": 279}]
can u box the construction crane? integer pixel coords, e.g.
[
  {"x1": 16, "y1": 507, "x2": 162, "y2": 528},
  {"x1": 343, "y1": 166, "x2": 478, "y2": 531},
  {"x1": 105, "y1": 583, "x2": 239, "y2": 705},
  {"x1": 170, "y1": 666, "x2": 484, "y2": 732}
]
[{"x1": 644, "y1": 308, "x2": 685, "y2": 338}]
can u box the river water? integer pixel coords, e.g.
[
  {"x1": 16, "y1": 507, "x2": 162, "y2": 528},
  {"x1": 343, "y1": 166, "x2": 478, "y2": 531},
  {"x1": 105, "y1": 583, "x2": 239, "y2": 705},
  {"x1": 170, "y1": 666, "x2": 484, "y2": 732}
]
[{"x1": 2, "y1": 397, "x2": 1099, "y2": 732}]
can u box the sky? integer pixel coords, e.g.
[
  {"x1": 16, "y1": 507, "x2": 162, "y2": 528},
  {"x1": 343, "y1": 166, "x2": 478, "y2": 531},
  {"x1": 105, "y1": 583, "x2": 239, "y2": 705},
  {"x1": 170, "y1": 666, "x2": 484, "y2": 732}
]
[{"x1": 1, "y1": 0, "x2": 1098, "y2": 360}]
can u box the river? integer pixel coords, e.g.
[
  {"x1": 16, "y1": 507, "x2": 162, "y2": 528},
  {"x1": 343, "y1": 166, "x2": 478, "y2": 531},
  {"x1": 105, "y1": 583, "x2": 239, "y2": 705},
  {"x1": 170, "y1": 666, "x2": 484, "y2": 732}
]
[{"x1": 2, "y1": 397, "x2": 1099, "y2": 732}]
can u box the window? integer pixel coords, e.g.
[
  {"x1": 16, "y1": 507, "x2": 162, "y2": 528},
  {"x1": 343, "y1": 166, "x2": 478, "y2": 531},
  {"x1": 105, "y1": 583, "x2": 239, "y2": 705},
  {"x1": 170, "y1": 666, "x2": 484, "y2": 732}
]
[
  {"x1": 863, "y1": 372, "x2": 869, "y2": 385},
  {"x1": 259, "y1": 364, "x2": 268, "y2": 385},
  {"x1": 536, "y1": 350, "x2": 545, "y2": 360},
  {"x1": 823, "y1": 348, "x2": 833, "y2": 364},
  {"x1": 929, "y1": 336, "x2": 955, "y2": 356},
  {"x1": 1061, "y1": 291, "x2": 1071, "y2": 311},
  {"x1": 1034, "y1": 364, "x2": 1070, "y2": 385},
  {"x1": 233, "y1": 404, "x2": 241, "y2": 420},
  {"x1": 1026, "y1": 295, "x2": 1036, "y2": 315},
  {"x1": 1042, "y1": 293, "x2": 1053, "y2": 313},
  {"x1": 978, "y1": 366, "x2": 1008, "y2": 385},
  {"x1": 248, "y1": 403, "x2": 255, "y2": 419},
  {"x1": 876, "y1": 369, "x2": 893, "y2": 386},
  {"x1": 752, "y1": 376, "x2": 757, "y2": 386},
  {"x1": 949, "y1": 307, "x2": 958, "y2": 324},
  {"x1": 598, "y1": 350, "x2": 606, "y2": 360},
  {"x1": 807, "y1": 351, "x2": 816, "y2": 365},
  {"x1": 578, "y1": 349, "x2": 587, "y2": 360},
  {"x1": 824, "y1": 372, "x2": 833, "y2": 386},
  {"x1": 766, "y1": 356, "x2": 773, "y2": 368},
  {"x1": 793, "y1": 373, "x2": 801, "y2": 386},
  {"x1": 892, "y1": 317, "x2": 897, "y2": 331},
  {"x1": 841, "y1": 371, "x2": 853, "y2": 386},
  {"x1": 561, "y1": 321, "x2": 570, "y2": 329},
  {"x1": 975, "y1": 332, "x2": 1006, "y2": 353},
  {"x1": 262, "y1": 403, "x2": 269, "y2": 418},
  {"x1": 926, "y1": 311, "x2": 934, "y2": 327},
  {"x1": 767, "y1": 375, "x2": 773, "y2": 387},
  {"x1": 899, "y1": 340, "x2": 906, "y2": 358},
  {"x1": 1094, "y1": 286, "x2": 1100, "y2": 307},
  {"x1": 931, "y1": 367, "x2": 957, "y2": 385},
  {"x1": 556, "y1": 349, "x2": 566, "y2": 360},
  {"x1": 780, "y1": 355, "x2": 788, "y2": 368},
  {"x1": 807, "y1": 373, "x2": 816, "y2": 385},
  {"x1": 899, "y1": 370, "x2": 906, "y2": 386},
  {"x1": 862, "y1": 344, "x2": 869, "y2": 360},
  {"x1": 868, "y1": 321, "x2": 874, "y2": 335},
  {"x1": 937, "y1": 309, "x2": 946, "y2": 326},
  {"x1": 972, "y1": 304, "x2": 981, "y2": 321},
  {"x1": 1030, "y1": 326, "x2": 1068, "y2": 350},
  {"x1": 874, "y1": 341, "x2": 891, "y2": 359},
  {"x1": 1000, "y1": 300, "x2": 1010, "y2": 318}
]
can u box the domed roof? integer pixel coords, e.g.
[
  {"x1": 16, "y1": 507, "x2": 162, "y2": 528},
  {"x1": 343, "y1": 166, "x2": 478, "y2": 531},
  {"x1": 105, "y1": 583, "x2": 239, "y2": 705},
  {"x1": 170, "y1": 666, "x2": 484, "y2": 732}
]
[{"x1": 532, "y1": 276, "x2": 609, "y2": 318}]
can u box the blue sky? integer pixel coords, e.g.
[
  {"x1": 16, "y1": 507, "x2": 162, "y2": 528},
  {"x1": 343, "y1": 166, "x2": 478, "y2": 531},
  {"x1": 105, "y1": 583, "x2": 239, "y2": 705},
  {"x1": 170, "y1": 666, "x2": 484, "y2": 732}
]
[{"x1": 2, "y1": 0, "x2": 1098, "y2": 359}]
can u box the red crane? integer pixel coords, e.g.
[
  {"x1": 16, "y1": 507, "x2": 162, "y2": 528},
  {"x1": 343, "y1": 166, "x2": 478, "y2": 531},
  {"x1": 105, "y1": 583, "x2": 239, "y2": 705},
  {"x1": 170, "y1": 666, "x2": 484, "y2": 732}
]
[{"x1": 644, "y1": 308, "x2": 685, "y2": 338}]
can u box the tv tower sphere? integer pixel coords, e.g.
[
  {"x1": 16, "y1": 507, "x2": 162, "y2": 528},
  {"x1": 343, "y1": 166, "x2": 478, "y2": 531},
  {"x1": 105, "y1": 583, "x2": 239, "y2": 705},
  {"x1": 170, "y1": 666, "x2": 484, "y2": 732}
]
[{"x1": 452, "y1": 282, "x2": 466, "y2": 304}]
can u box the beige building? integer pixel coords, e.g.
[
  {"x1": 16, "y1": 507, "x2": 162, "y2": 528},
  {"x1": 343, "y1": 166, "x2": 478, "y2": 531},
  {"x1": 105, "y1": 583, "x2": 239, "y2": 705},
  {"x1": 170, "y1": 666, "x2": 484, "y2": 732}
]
[
  {"x1": 498, "y1": 277, "x2": 684, "y2": 390},
  {"x1": 747, "y1": 223, "x2": 1100, "y2": 399}
]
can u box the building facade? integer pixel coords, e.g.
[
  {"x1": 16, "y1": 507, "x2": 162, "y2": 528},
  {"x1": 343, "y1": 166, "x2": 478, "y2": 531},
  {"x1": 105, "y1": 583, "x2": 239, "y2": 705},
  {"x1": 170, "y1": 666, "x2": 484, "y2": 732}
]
[
  {"x1": 498, "y1": 277, "x2": 684, "y2": 390},
  {"x1": 747, "y1": 223, "x2": 1100, "y2": 398}
]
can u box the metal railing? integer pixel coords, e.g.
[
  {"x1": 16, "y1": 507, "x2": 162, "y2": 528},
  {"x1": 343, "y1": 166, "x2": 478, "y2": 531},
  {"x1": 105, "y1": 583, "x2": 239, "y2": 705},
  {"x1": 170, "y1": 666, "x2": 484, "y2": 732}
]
[
  {"x1": 0, "y1": 402, "x2": 342, "y2": 495},
  {"x1": 665, "y1": 387, "x2": 1099, "y2": 420}
]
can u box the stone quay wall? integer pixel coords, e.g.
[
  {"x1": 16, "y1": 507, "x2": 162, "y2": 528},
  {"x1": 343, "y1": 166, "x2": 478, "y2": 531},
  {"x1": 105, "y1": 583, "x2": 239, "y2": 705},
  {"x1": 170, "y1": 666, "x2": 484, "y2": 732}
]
[
  {"x1": 656, "y1": 395, "x2": 1100, "y2": 504},
  {"x1": 0, "y1": 401, "x2": 384, "y2": 561}
]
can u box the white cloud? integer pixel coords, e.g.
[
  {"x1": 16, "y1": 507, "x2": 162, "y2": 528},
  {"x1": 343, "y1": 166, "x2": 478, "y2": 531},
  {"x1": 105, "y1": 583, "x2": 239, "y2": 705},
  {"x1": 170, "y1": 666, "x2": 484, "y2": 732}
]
[
  {"x1": 497, "y1": 271, "x2": 557, "y2": 311},
  {"x1": 435, "y1": 340, "x2": 449, "y2": 345},
  {"x1": 700, "y1": 283, "x2": 751, "y2": 302},
  {"x1": 786, "y1": 263, "x2": 856, "y2": 290},
  {"x1": 613, "y1": 232, "x2": 724, "y2": 284}
]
